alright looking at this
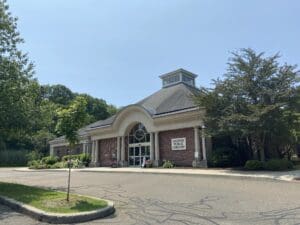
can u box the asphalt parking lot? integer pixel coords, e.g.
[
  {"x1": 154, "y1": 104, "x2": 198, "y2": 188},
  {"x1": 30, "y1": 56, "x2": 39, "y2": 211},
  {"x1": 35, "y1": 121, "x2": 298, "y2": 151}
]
[{"x1": 0, "y1": 168, "x2": 299, "y2": 225}]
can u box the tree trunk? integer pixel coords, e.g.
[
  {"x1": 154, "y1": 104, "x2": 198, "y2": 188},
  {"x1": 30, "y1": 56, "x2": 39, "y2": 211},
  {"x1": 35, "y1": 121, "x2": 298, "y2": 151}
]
[{"x1": 67, "y1": 165, "x2": 71, "y2": 201}]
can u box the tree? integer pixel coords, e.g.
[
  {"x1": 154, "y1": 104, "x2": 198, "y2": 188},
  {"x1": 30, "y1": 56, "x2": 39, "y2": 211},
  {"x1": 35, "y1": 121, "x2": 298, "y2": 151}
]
[
  {"x1": 78, "y1": 94, "x2": 118, "y2": 124},
  {"x1": 0, "y1": 0, "x2": 40, "y2": 150},
  {"x1": 41, "y1": 84, "x2": 74, "y2": 105},
  {"x1": 194, "y1": 48, "x2": 299, "y2": 161},
  {"x1": 55, "y1": 96, "x2": 88, "y2": 201}
]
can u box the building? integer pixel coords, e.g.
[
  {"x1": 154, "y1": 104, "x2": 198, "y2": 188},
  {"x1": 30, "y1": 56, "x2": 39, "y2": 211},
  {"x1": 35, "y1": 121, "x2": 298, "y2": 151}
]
[{"x1": 49, "y1": 69, "x2": 211, "y2": 167}]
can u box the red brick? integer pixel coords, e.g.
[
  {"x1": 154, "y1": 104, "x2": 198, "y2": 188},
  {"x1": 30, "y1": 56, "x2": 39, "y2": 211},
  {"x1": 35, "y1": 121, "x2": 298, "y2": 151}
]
[
  {"x1": 99, "y1": 138, "x2": 117, "y2": 166},
  {"x1": 159, "y1": 128, "x2": 194, "y2": 166}
]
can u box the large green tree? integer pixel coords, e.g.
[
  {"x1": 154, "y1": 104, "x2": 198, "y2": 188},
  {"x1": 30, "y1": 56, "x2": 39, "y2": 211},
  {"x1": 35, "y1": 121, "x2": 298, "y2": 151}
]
[
  {"x1": 0, "y1": 0, "x2": 117, "y2": 165},
  {"x1": 0, "y1": 0, "x2": 40, "y2": 149},
  {"x1": 195, "y1": 48, "x2": 299, "y2": 161}
]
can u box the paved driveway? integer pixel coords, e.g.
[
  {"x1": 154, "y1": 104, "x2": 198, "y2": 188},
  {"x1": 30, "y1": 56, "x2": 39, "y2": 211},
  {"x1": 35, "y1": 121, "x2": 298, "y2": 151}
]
[{"x1": 0, "y1": 168, "x2": 299, "y2": 225}]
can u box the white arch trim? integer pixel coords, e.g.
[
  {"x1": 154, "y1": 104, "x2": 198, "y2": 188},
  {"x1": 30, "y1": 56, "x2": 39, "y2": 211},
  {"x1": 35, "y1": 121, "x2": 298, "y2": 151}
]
[{"x1": 112, "y1": 105, "x2": 155, "y2": 136}]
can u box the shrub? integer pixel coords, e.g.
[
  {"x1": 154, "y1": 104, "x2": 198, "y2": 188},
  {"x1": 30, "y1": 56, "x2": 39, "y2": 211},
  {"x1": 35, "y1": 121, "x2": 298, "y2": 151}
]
[
  {"x1": 62, "y1": 154, "x2": 81, "y2": 162},
  {"x1": 209, "y1": 147, "x2": 241, "y2": 167},
  {"x1": 162, "y1": 160, "x2": 174, "y2": 168},
  {"x1": 264, "y1": 159, "x2": 294, "y2": 171},
  {"x1": 80, "y1": 153, "x2": 91, "y2": 167},
  {"x1": 62, "y1": 153, "x2": 90, "y2": 167},
  {"x1": 28, "y1": 160, "x2": 48, "y2": 169},
  {"x1": 50, "y1": 162, "x2": 67, "y2": 169},
  {"x1": 244, "y1": 160, "x2": 265, "y2": 170},
  {"x1": 41, "y1": 156, "x2": 58, "y2": 165},
  {"x1": 26, "y1": 150, "x2": 42, "y2": 162},
  {"x1": 27, "y1": 160, "x2": 40, "y2": 168}
]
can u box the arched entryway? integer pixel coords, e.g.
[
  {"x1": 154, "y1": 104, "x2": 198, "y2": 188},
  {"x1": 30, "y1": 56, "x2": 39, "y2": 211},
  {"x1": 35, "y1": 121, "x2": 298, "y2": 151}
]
[{"x1": 127, "y1": 123, "x2": 151, "y2": 166}]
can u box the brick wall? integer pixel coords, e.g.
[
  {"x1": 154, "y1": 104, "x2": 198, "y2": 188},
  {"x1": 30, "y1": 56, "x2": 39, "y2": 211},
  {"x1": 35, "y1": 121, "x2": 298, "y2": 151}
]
[
  {"x1": 159, "y1": 128, "x2": 194, "y2": 166},
  {"x1": 99, "y1": 138, "x2": 117, "y2": 167}
]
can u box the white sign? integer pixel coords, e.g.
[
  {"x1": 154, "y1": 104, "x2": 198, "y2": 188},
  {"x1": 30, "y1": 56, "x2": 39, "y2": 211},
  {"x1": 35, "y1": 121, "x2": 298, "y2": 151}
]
[{"x1": 171, "y1": 138, "x2": 186, "y2": 151}]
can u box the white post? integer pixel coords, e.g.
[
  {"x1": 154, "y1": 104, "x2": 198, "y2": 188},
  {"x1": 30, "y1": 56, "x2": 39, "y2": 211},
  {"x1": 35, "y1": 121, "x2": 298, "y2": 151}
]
[
  {"x1": 82, "y1": 142, "x2": 86, "y2": 154},
  {"x1": 150, "y1": 132, "x2": 154, "y2": 161},
  {"x1": 117, "y1": 136, "x2": 121, "y2": 163},
  {"x1": 50, "y1": 145, "x2": 54, "y2": 156},
  {"x1": 201, "y1": 125, "x2": 207, "y2": 161},
  {"x1": 95, "y1": 140, "x2": 99, "y2": 166},
  {"x1": 194, "y1": 127, "x2": 200, "y2": 160},
  {"x1": 91, "y1": 140, "x2": 96, "y2": 164},
  {"x1": 121, "y1": 136, "x2": 125, "y2": 166},
  {"x1": 154, "y1": 132, "x2": 160, "y2": 166}
]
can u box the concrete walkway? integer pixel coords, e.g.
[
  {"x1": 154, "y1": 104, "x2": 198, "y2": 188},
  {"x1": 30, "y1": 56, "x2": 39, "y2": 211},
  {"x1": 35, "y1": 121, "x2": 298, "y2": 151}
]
[{"x1": 15, "y1": 167, "x2": 300, "y2": 182}]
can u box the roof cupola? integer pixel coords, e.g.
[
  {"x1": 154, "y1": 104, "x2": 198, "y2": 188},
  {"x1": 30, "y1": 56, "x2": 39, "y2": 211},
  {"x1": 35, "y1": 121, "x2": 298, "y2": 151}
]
[{"x1": 159, "y1": 68, "x2": 197, "y2": 88}]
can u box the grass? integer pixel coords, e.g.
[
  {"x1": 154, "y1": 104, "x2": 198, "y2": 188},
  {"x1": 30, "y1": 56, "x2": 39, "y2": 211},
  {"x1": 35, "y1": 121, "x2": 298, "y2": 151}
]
[{"x1": 0, "y1": 182, "x2": 107, "y2": 213}]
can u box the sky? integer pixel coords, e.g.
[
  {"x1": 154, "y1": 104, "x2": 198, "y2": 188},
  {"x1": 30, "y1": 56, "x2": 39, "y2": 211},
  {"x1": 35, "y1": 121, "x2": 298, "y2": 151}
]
[{"x1": 8, "y1": 0, "x2": 300, "y2": 107}]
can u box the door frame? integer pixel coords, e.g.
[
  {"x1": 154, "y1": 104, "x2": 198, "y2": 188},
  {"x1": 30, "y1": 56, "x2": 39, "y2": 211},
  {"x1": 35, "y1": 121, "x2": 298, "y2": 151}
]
[{"x1": 128, "y1": 142, "x2": 150, "y2": 167}]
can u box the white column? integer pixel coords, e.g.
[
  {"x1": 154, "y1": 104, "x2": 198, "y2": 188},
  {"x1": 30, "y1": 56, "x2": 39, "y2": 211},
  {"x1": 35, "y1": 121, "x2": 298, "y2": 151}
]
[
  {"x1": 201, "y1": 126, "x2": 207, "y2": 161},
  {"x1": 82, "y1": 142, "x2": 87, "y2": 154},
  {"x1": 121, "y1": 136, "x2": 125, "y2": 162},
  {"x1": 150, "y1": 132, "x2": 154, "y2": 161},
  {"x1": 95, "y1": 140, "x2": 99, "y2": 165},
  {"x1": 154, "y1": 132, "x2": 160, "y2": 166},
  {"x1": 91, "y1": 141, "x2": 96, "y2": 163},
  {"x1": 194, "y1": 127, "x2": 200, "y2": 160},
  {"x1": 50, "y1": 145, "x2": 54, "y2": 156},
  {"x1": 117, "y1": 136, "x2": 121, "y2": 163}
]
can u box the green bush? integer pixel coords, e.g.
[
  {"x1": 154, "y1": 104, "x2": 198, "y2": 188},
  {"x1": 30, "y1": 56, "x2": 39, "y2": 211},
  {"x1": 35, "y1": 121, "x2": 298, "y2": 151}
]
[
  {"x1": 264, "y1": 159, "x2": 294, "y2": 171},
  {"x1": 162, "y1": 160, "x2": 174, "y2": 168},
  {"x1": 26, "y1": 150, "x2": 42, "y2": 162},
  {"x1": 27, "y1": 160, "x2": 39, "y2": 168},
  {"x1": 209, "y1": 147, "x2": 241, "y2": 167},
  {"x1": 62, "y1": 153, "x2": 90, "y2": 167},
  {"x1": 80, "y1": 153, "x2": 91, "y2": 167},
  {"x1": 28, "y1": 160, "x2": 49, "y2": 169},
  {"x1": 0, "y1": 150, "x2": 29, "y2": 166},
  {"x1": 244, "y1": 160, "x2": 265, "y2": 170},
  {"x1": 49, "y1": 162, "x2": 67, "y2": 169},
  {"x1": 62, "y1": 154, "x2": 81, "y2": 162},
  {"x1": 41, "y1": 156, "x2": 58, "y2": 165}
]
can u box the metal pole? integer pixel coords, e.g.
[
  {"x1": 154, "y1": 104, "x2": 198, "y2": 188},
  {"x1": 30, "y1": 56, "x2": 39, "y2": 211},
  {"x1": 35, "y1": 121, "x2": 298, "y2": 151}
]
[{"x1": 67, "y1": 149, "x2": 71, "y2": 201}]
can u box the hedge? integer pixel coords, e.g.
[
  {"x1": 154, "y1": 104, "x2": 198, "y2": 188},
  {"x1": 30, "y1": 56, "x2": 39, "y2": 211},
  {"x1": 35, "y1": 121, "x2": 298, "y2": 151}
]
[
  {"x1": 244, "y1": 159, "x2": 294, "y2": 171},
  {"x1": 0, "y1": 150, "x2": 29, "y2": 166}
]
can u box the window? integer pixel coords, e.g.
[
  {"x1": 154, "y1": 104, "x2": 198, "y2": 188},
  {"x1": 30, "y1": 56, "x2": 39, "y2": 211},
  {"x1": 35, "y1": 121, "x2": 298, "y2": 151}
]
[
  {"x1": 128, "y1": 123, "x2": 150, "y2": 144},
  {"x1": 182, "y1": 75, "x2": 194, "y2": 86},
  {"x1": 163, "y1": 74, "x2": 180, "y2": 86}
]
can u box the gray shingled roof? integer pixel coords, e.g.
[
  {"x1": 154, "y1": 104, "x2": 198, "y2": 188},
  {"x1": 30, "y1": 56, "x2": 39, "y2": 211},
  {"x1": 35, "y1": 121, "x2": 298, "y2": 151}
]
[
  {"x1": 50, "y1": 82, "x2": 200, "y2": 142},
  {"x1": 137, "y1": 82, "x2": 199, "y2": 115},
  {"x1": 87, "y1": 82, "x2": 199, "y2": 129}
]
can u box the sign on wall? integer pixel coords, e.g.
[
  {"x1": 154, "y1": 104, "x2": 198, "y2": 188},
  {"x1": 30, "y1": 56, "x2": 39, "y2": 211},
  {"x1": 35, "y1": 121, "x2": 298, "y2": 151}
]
[{"x1": 171, "y1": 138, "x2": 186, "y2": 151}]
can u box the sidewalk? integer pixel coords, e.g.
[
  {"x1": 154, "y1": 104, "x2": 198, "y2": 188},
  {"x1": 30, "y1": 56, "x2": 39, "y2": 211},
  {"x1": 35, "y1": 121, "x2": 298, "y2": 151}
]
[{"x1": 15, "y1": 167, "x2": 300, "y2": 182}]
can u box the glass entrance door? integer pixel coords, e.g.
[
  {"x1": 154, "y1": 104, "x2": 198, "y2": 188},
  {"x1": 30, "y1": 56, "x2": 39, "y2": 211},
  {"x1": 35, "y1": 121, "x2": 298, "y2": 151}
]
[{"x1": 128, "y1": 144, "x2": 150, "y2": 166}]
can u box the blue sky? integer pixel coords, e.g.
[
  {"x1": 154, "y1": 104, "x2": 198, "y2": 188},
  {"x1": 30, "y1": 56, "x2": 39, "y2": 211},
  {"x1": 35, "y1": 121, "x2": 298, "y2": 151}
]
[{"x1": 8, "y1": 0, "x2": 300, "y2": 107}]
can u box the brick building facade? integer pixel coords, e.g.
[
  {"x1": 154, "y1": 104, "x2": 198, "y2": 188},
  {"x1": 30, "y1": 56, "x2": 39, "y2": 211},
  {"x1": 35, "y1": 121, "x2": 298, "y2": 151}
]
[{"x1": 49, "y1": 69, "x2": 211, "y2": 168}]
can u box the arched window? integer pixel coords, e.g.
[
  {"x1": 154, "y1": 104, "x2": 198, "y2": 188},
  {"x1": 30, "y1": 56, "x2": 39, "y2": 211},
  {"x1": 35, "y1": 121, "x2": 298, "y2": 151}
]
[{"x1": 128, "y1": 123, "x2": 150, "y2": 144}]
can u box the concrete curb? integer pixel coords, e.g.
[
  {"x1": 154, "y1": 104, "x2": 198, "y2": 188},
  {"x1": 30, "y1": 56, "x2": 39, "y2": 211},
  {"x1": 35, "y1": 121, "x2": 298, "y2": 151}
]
[
  {"x1": 76, "y1": 169, "x2": 294, "y2": 182},
  {"x1": 14, "y1": 167, "x2": 300, "y2": 182},
  {"x1": 0, "y1": 195, "x2": 115, "y2": 224}
]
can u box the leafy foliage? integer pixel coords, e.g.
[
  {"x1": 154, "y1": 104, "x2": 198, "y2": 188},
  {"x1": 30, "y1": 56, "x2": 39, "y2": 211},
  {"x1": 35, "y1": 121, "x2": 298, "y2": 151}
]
[
  {"x1": 162, "y1": 160, "x2": 174, "y2": 168},
  {"x1": 55, "y1": 96, "x2": 88, "y2": 147},
  {"x1": 244, "y1": 160, "x2": 265, "y2": 170},
  {"x1": 195, "y1": 48, "x2": 300, "y2": 161},
  {"x1": 0, "y1": 0, "x2": 117, "y2": 164},
  {"x1": 264, "y1": 159, "x2": 294, "y2": 171},
  {"x1": 208, "y1": 147, "x2": 242, "y2": 167}
]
